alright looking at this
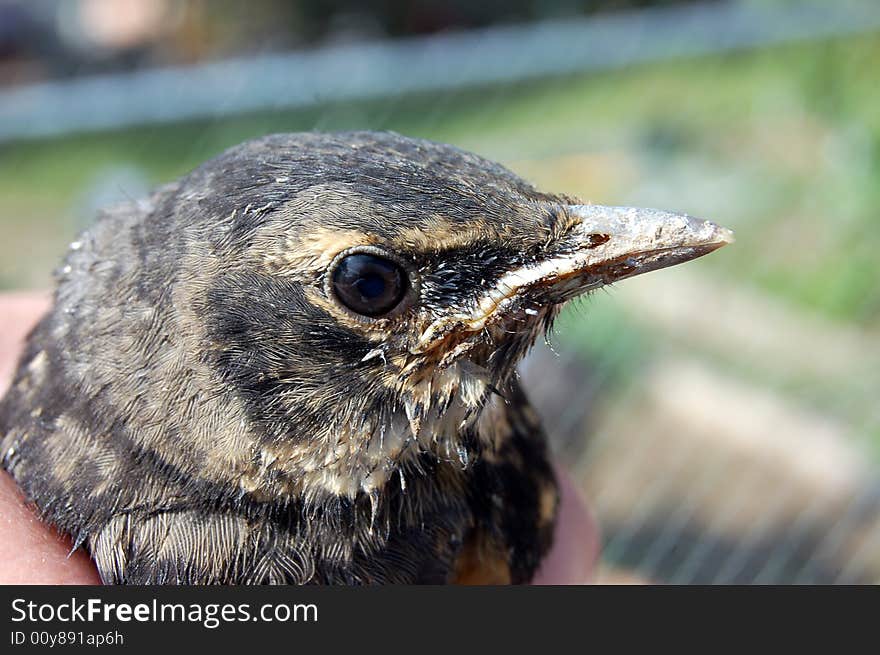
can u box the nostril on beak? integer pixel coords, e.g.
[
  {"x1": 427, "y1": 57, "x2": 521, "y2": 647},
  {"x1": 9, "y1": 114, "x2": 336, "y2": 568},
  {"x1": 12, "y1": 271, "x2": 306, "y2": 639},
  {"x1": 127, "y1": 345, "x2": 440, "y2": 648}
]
[{"x1": 583, "y1": 233, "x2": 611, "y2": 249}]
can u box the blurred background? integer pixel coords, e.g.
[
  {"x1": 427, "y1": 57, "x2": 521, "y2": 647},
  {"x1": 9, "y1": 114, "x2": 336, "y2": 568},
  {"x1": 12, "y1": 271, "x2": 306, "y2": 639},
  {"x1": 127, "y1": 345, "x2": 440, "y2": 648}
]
[{"x1": 1, "y1": 0, "x2": 879, "y2": 584}]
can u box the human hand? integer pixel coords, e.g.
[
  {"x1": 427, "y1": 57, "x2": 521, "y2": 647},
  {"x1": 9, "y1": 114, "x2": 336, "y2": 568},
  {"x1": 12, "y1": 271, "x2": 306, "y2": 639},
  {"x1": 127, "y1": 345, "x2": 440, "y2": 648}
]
[
  {"x1": 0, "y1": 292, "x2": 102, "y2": 584},
  {"x1": 0, "y1": 293, "x2": 598, "y2": 584}
]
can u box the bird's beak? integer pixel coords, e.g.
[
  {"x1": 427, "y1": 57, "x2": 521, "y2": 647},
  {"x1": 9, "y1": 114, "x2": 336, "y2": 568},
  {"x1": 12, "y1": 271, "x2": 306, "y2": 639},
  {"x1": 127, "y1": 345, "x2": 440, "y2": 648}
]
[
  {"x1": 529, "y1": 204, "x2": 735, "y2": 303},
  {"x1": 413, "y1": 205, "x2": 733, "y2": 354}
]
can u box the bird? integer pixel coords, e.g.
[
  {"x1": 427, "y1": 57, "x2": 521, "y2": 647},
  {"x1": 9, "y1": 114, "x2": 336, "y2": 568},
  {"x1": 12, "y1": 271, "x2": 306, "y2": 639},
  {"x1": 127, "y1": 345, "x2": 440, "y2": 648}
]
[{"x1": 0, "y1": 131, "x2": 732, "y2": 584}]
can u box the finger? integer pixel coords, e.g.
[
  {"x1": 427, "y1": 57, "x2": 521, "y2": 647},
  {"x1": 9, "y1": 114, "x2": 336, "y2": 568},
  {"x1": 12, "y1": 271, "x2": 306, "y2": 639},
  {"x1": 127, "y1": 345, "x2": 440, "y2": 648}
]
[
  {"x1": 0, "y1": 292, "x2": 51, "y2": 392},
  {"x1": 0, "y1": 292, "x2": 101, "y2": 584},
  {"x1": 0, "y1": 470, "x2": 101, "y2": 584},
  {"x1": 531, "y1": 464, "x2": 601, "y2": 584}
]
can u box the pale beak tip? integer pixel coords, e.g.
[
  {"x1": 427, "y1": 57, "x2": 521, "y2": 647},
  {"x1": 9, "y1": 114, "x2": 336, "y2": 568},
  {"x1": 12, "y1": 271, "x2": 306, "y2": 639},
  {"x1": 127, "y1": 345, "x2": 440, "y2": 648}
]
[
  {"x1": 701, "y1": 220, "x2": 735, "y2": 249},
  {"x1": 720, "y1": 226, "x2": 736, "y2": 245}
]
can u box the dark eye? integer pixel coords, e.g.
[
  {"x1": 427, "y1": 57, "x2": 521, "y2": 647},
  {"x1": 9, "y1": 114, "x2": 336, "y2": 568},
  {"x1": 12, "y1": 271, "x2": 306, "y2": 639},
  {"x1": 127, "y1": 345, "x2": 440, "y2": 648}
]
[{"x1": 331, "y1": 253, "x2": 409, "y2": 317}]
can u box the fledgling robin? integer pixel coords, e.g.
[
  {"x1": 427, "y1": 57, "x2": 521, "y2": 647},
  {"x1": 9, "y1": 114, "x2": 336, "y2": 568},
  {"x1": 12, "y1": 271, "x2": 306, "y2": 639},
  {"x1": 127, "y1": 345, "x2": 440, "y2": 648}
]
[{"x1": 0, "y1": 132, "x2": 732, "y2": 584}]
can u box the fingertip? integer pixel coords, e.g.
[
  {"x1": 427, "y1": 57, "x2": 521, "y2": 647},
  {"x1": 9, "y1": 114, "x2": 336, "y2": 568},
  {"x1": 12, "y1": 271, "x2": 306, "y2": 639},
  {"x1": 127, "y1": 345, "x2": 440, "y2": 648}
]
[
  {"x1": 531, "y1": 464, "x2": 601, "y2": 585},
  {"x1": 0, "y1": 292, "x2": 51, "y2": 394},
  {"x1": 0, "y1": 471, "x2": 102, "y2": 585}
]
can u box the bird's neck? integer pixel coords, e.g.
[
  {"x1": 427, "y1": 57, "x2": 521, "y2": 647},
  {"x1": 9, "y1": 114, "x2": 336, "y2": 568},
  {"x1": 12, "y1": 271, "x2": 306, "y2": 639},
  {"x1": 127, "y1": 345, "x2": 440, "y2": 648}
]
[{"x1": 238, "y1": 363, "x2": 504, "y2": 505}]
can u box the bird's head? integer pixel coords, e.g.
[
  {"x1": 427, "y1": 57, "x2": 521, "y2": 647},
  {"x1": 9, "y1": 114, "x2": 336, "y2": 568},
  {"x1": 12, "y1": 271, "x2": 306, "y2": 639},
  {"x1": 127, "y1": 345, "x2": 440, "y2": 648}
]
[{"x1": 170, "y1": 132, "x2": 732, "y2": 499}]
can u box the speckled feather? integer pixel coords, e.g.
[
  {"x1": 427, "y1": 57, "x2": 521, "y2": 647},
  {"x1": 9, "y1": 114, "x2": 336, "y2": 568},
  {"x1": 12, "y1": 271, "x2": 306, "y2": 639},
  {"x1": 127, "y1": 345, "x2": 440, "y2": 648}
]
[{"x1": 0, "y1": 132, "x2": 571, "y2": 584}]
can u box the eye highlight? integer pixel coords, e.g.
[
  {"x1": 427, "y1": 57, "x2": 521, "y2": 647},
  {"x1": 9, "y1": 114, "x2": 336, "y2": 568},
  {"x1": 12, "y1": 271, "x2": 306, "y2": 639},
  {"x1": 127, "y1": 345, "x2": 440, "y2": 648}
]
[{"x1": 330, "y1": 251, "x2": 410, "y2": 317}]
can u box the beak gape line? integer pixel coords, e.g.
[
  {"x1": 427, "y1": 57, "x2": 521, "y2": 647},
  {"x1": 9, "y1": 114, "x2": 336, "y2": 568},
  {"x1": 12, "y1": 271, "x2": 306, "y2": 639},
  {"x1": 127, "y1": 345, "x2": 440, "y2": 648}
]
[{"x1": 415, "y1": 204, "x2": 734, "y2": 354}]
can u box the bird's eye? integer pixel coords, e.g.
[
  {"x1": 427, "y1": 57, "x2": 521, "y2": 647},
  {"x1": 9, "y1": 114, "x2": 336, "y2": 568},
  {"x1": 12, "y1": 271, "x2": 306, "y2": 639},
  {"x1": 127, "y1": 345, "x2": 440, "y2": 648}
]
[{"x1": 331, "y1": 252, "x2": 409, "y2": 317}]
